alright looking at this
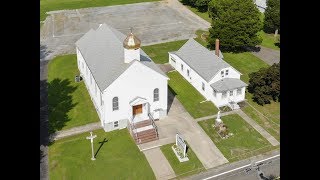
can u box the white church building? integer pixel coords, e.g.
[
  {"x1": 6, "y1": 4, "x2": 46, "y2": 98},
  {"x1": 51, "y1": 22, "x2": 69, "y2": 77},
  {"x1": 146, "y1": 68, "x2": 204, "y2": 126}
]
[
  {"x1": 75, "y1": 24, "x2": 168, "y2": 143},
  {"x1": 168, "y1": 39, "x2": 247, "y2": 109}
]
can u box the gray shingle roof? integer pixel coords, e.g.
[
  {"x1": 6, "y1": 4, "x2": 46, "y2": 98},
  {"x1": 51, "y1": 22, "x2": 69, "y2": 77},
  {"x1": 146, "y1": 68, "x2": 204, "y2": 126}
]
[
  {"x1": 174, "y1": 39, "x2": 230, "y2": 82},
  {"x1": 210, "y1": 78, "x2": 247, "y2": 92},
  {"x1": 75, "y1": 24, "x2": 167, "y2": 91}
]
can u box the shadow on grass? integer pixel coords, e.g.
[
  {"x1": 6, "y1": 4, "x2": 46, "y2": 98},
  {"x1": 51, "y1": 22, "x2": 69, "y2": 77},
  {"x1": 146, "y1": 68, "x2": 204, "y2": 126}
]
[
  {"x1": 167, "y1": 86, "x2": 177, "y2": 114},
  {"x1": 94, "y1": 138, "x2": 108, "y2": 158},
  {"x1": 274, "y1": 42, "x2": 280, "y2": 48},
  {"x1": 48, "y1": 78, "x2": 78, "y2": 136}
]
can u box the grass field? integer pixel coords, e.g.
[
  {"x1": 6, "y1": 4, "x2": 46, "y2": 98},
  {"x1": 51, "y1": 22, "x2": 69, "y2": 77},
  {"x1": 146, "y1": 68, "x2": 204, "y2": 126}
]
[
  {"x1": 258, "y1": 31, "x2": 280, "y2": 50},
  {"x1": 48, "y1": 54, "x2": 99, "y2": 132},
  {"x1": 160, "y1": 143, "x2": 205, "y2": 178},
  {"x1": 198, "y1": 114, "x2": 277, "y2": 162},
  {"x1": 49, "y1": 129, "x2": 156, "y2": 179},
  {"x1": 168, "y1": 71, "x2": 219, "y2": 118},
  {"x1": 141, "y1": 40, "x2": 187, "y2": 64},
  {"x1": 40, "y1": 0, "x2": 159, "y2": 21}
]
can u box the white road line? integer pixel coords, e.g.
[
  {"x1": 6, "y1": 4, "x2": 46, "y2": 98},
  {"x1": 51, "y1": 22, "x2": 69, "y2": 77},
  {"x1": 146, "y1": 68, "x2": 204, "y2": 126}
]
[{"x1": 202, "y1": 154, "x2": 280, "y2": 180}]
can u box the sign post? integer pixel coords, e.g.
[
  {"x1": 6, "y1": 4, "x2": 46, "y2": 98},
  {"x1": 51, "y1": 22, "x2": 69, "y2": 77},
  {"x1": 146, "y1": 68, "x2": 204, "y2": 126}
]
[{"x1": 86, "y1": 131, "x2": 97, "y2": 161}]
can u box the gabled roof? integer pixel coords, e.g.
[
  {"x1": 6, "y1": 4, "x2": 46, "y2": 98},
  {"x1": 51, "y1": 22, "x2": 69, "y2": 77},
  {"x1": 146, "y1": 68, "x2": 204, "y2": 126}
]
[
  {"x1": 75, "y1": 24, "x2": 167, "y2": 91},
  {"x1": 173, "y1": 39, "x2": 232, "y2": 82},
  {"x1": 210, "y1": 78, "x2": 247, "y2": 92}
]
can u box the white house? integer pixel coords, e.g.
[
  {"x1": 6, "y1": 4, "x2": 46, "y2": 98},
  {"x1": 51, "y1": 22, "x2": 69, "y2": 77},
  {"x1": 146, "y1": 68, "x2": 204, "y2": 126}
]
[
  {"x1": 168, "y1": 39, "x2": 247, "y2": 109},
  {"x1": 75, "y1": 24, "x2": 168, "y2": 143}
]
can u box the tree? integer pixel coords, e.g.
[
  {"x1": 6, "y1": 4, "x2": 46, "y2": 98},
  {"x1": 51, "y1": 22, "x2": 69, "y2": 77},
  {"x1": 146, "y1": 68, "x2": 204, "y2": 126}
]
[
  {"x1": 263, "y1": 0, "x2": 280, "y2": 33},
  {"x1": 248, "y1": 63, "x2": 280, "y2": 105},
  {"x1": 207, "y1": 0, "x2": 262, "y2": 51},
  {"x1": 195, "y1": 0, "x2": 211, "y2": 11}
]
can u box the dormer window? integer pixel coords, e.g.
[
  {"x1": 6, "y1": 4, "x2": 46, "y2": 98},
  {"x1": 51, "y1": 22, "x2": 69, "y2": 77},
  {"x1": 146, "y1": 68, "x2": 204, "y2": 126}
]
[{"x1": 221, "y1": 71, "x2": 224, "y2": 78}]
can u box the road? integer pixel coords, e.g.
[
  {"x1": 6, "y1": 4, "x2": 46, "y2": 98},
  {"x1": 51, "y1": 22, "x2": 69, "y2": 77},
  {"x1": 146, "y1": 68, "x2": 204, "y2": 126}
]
[{"x1": 187, "y1": 151, "x2": 280, "y2": 180}]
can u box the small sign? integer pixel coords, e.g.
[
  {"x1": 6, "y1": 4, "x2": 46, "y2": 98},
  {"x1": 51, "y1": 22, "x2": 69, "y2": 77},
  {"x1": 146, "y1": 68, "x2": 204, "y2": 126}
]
[{"x1": 176, "y1": 133, "x2": 187, "y2": 158}]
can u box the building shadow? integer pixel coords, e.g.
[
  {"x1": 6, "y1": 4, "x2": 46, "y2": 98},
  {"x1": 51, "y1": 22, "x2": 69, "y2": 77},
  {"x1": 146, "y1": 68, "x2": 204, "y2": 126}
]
[
  {"x1": 48, "y1": 78, "x2": 78, "y2": 136},
  {"x1": 40, "y1": 80, "x2": 49, "y2": 147},
  {"x1": 167, "y1": 86, "x2": 177, "y2": 114},
  {"x1": 94, "y1": 138, "x2": 108, "y2": 158}
]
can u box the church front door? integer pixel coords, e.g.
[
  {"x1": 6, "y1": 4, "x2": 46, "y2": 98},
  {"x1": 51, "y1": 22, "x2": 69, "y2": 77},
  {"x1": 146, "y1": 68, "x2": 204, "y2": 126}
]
[{"x1": 133, "y1": 104, "x2": 143, "y2": 115}]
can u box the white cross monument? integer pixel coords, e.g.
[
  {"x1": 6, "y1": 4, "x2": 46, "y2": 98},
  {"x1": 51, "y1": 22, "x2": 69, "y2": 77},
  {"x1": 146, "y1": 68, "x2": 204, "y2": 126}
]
[
  {"x1": 86, "y1": 131, "x2": 97, "y2": 160},
  {"x1": 215, "y1": 110, "x2": 222, "y2": 126}
]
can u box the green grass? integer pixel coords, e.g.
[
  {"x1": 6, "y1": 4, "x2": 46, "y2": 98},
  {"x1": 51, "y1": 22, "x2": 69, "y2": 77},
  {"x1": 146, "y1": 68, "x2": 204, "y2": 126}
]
[
  {"x1": 49, "y1": 129, "x2": 156, "y2": 179},
  {"x1": 223, "y1": 52, "x2": 269, "y2": 83},
  {"x1": 257, "y1": 31, "x2": 280, "y2": 50},
  {"x1": 198, "y1": 114, "x2": 278, "y2": 162},
  {"x1": 167, "y1": 71, "x2": 218, "y2": 118},
  {"x1": 141, "y1": 40, "x2": 187, "y2": 64},
  {"x1": 160, "y1": 143, "x2": 205, "y2": 178},
  {"x1": 242, "y1": 104, "x2": 280, "y2": 141},
  {"x1": 40, "y1": 0, "x2": 159, "y2": 21},
  {"x1": 48, "y1": 54, "x2": 99, "y2": 131},
  {"x1": 181, "y1": 3, "x2": 211, "y2": 23}
]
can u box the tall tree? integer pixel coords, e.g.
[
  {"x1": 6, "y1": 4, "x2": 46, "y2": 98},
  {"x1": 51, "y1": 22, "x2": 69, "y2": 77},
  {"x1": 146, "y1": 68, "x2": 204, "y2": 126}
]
[
  {"x1": 207, "y1": 0, "x2": 262, "y2": 51},
  {"x1": 263, "y1": 0, "x2": 280, "y2": 33},
  {"x1": 195, "y1": 0, "x2": 211, "y2": 11},
  {"x1": 248, "y1": 63, "x2": 280, "y2": 105}
]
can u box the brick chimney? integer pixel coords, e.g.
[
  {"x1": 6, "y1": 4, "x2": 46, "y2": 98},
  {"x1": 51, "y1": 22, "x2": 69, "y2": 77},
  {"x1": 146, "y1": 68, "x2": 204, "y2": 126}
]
[{"x1": 215, "y1": 39, "x2": 220, "y2": 57}]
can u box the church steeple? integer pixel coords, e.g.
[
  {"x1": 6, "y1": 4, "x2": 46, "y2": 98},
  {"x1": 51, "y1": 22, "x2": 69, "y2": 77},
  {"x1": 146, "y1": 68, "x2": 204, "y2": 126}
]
[{"x1": 123, "y1": 28, "x2": 141, "y2": 63}]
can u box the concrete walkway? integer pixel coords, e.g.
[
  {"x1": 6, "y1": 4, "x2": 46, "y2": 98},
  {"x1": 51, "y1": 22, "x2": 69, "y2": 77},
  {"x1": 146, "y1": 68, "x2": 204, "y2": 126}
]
[
  {"x1": 143, "y1": 147, "x2": 176, "y2": 180},
  {"x1": 195, "y1": 110, "x2": 235, "y2": 122},
  {"x1": 50, "y1": 122, "x2": 102, "y2": 141},
  {"x1": 235, "y1": 109, "x2": 280, "y2": 146}
]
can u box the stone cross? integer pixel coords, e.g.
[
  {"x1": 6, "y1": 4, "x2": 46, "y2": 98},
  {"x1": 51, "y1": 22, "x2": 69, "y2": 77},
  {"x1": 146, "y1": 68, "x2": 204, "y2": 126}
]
[{"x1": 86, "y1": 131, "x2": 97, "y2": 161}]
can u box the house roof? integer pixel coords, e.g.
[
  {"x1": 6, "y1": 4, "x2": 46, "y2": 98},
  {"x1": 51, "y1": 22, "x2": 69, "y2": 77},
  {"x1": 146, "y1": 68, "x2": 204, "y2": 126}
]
[
  {"x1": 75, "y1": 24, "x2": 167, "y2": 91},
  {"x1": 173, "y1": 39, "x2": 230, "y2": 82},
  {"x1": 210, "y1": 78, "x2": 247, "y2": 92}
]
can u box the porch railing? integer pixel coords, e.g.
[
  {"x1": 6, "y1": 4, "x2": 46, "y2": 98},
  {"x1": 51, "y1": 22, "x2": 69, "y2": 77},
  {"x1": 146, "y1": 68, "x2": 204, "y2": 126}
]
[{"x1": 148, "y1": 113, "x2": 158, "y2": 138}]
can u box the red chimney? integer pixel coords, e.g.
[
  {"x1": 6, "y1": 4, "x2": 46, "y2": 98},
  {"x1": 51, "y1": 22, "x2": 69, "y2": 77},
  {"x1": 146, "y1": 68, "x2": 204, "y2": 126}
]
[{"x1": 215, "y1": 39, "x2": 220, "y2": 57}]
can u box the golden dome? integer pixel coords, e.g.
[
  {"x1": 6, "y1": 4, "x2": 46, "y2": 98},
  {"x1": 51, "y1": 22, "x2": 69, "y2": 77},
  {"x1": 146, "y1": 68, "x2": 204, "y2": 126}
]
[{"x1": 123, "y1": 29, "x2": 141, "y2": 49}]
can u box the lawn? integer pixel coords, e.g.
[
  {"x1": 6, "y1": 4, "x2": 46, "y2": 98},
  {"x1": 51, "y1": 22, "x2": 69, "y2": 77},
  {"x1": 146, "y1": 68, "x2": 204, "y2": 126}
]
[
  {"x1": 48, "y1": 54, "x2": 99, "y2": 132},
  {"x1": 49, "y1": 129, "x2": 156, "y2": 179},
  {"x1": 198, "y1": 114, "x2": 277, "y2": 162},
  {"x1": 223, "y1": 52, "x2": 269, "y2": 83},
  {"x1": 180, "y1": 1, "x2": 211, "y2": 23},
  {"x1": 141, "y1": 39, "x2": 187, "y2": 64},
  {"x1": 168, "y1": 71, "x2": 219, "y2": 118},
  {"x1": 257, "y1": 31, "x2": 280, "y2": 50},
  {"x1": 160, "y1": 143, "x2": 204, "y2": 178},
  {"x1": 40, "y1": 0, "x2": 159, "y2": 21}
]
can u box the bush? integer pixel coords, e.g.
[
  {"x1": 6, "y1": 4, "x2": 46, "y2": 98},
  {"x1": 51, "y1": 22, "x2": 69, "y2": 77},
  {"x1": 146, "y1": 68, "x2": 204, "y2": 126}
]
[{"x1": 248, "y1": 63, "x2": 280, "y2": 105}]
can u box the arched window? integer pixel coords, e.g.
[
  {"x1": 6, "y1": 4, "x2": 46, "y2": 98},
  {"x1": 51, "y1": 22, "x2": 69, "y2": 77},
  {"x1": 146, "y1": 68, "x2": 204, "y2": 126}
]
[
  {"x1": 112, "y1": 97, "x2": 119, "y2": 111},
  {"x1": 154, "y1": 88, "x2": 159, "y2": 102}
]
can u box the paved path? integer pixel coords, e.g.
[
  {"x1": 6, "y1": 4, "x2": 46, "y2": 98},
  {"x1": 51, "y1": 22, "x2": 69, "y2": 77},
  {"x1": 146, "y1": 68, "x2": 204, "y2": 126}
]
[
  {"x1": 143, "y1": 147, "x2": 176, "y2": 180},
  {"x1": 235, "y1": 109, "x2": 280, "y2": 146},
  {"x1": 50, "y1": 122, "x2": 102, "y2": 141},
  {"x1": 157, "y1": 63, "x2": 175, "y2": 73},
  {"x1": 195, "y1": 110, "x2": 236, "y2": 122},
  {"x1": 140, "y1": 89, "x2": 229, "y2": 170},
  {"x1": 250, "y1": 46, "x2": 280, "y2": 65}
]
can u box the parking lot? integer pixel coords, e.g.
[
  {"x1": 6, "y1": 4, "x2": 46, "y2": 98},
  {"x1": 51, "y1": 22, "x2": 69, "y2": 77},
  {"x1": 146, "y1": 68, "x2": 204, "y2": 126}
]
[{"x1": 40, "y1": 0, "x2": 210, "y2": 59}]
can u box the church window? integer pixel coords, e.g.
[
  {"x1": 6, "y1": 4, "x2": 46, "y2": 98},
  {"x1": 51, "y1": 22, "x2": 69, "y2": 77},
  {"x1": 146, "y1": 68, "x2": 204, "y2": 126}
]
[
  {"x1": 154, "y1": 88, "x2": 159, "y2": 102},
  {"x1": 221, "y1": 70, "x2": 224, "y2": 78},
  {"x1": 114, "y1": 121, "x2": 119, "y2": 128},
  {"x1": 187, "y1": 69, "x2": 190, "y2": 76},
  {"x1": 112, "y1": 97, "x2": 119, "y2": 111},
  {"x1": 229, "y1": 90, "x2": 233, "y2": 96},
  {"x1": 181, "y1": 64, "x2": 184, "y2": 71},
  {"x1": 202, "y1": 82, "x2": 205, "y2": 91}
]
